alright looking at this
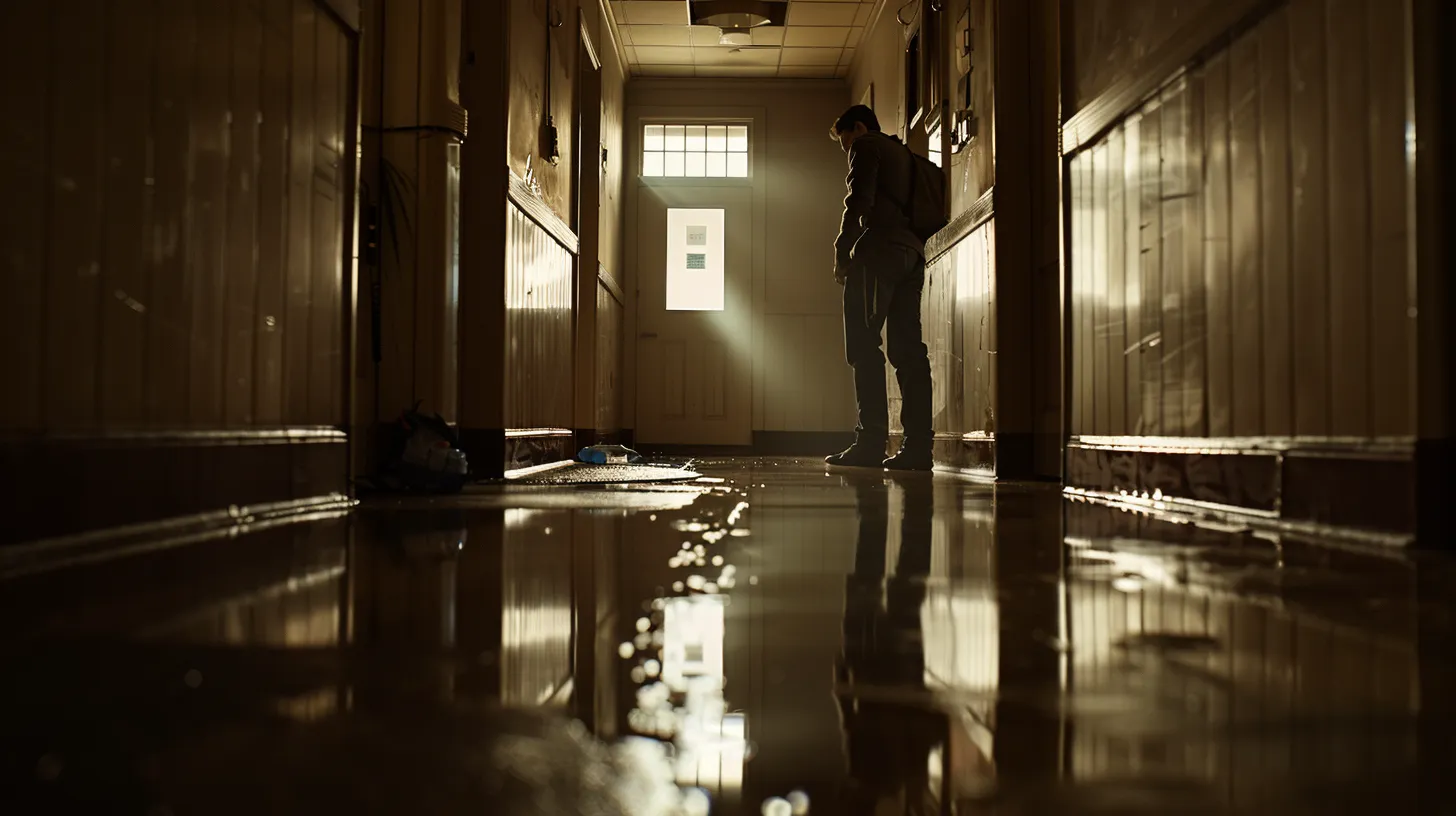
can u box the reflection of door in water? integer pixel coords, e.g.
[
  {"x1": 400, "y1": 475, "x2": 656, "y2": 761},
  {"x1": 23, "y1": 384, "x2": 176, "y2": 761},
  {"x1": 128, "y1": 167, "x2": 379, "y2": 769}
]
[{"x1": 636, "y1": 186, "x2": 752, "y2": 445}]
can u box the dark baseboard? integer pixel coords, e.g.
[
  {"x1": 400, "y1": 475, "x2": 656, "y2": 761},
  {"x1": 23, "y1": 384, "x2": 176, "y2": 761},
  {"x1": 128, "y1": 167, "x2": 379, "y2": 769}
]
[
  {"x1": 634, "y1": 430, "x2": 855, "y2": 458},
  {"x1": 1066, "y1": 436, "x2": 1415, "y2": 536},
  {"x1": 0, "y1": 429, "x2": 350, "y2": 548}
]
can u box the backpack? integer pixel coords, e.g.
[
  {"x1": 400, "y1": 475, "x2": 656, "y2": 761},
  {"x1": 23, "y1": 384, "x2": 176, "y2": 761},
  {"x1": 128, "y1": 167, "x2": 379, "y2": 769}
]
[{"x1": 883, "y1": 135, "x2": 949, "y2": 243}]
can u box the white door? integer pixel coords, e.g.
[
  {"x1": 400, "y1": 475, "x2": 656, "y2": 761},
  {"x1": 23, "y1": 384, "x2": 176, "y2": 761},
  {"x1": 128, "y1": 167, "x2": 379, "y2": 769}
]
[{"x1": 635, "y1": 185, "x2": 753, "y2": 445}]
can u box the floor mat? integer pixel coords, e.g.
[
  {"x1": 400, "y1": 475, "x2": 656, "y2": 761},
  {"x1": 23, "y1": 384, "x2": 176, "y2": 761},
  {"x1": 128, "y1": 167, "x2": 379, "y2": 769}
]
[{"x1": 507, "y1": 463, "x2": 702, "y2": 485}]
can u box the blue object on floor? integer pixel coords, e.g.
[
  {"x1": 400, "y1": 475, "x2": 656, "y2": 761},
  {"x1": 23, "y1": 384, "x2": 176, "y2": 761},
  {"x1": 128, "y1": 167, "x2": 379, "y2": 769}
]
[{"x1": 577, "y1": 444, "x2": 645, "y2": 465}]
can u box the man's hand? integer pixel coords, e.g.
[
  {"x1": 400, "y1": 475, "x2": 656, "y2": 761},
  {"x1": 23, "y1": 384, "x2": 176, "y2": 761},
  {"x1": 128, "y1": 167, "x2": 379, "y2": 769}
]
[{"x1": 834, "y1": 263, "x2": 848, "y2": 285}]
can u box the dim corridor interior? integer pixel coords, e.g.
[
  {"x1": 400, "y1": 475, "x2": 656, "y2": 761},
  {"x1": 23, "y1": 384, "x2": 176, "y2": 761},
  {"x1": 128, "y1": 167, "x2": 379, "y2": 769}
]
[{"x1": 4, "y1": 458, "x2": 1455, "y2": 813}]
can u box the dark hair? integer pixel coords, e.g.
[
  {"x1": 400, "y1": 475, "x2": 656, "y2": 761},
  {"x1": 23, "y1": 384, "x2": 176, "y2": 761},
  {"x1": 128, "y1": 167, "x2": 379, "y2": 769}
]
[{"x1": 831, "y1": 104, "x2": 881, "y2": 136}]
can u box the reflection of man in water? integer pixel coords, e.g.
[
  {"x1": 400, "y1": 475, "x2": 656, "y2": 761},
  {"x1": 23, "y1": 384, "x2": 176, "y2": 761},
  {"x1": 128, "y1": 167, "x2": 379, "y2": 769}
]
[{"x1": 837, "y1": 472, "x2": 946, "y2": 815}]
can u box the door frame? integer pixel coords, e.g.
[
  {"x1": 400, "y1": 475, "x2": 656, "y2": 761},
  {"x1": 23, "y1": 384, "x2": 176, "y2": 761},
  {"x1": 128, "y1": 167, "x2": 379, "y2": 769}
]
[
  {"x1": 572, "y1": 14, "x2": 604, "y2": 445},
  {"x1": 622, "y1": 103, "x2": 768, "y2": 441}
]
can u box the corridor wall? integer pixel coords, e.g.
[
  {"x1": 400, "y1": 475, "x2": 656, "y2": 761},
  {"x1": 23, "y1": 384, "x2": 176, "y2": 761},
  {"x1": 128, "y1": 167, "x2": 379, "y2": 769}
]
[
  {"x1": 0, "y1": 0, "x2": 360, "y2": 545},
  {"x1": 1062, "y1": 0, "x2": 1418, "y2": 535}
]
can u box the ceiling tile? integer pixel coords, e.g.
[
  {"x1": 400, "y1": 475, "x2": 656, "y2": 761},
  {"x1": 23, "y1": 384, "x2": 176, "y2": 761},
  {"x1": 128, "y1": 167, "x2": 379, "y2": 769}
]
[
  {"x1": 751, "y1": 26, "x2": 786, "y2": 46},
  {"x1": 616, "y1": 1, "x2": 689, "y2": 25},
  {"x1": 639, "y1": 64, "x2": 697, "y2": 77},
  {"x1": 698, "y1": 65, "x2": 781, "y2": 77},
  {"x1": 778, "y1": 65, "x2": 839, "y2": 78},
  {"x1": 779, "y1": 47, "x2": 842, "y2": 66},
  {"x1": 635, "y1": 45, "x2": 695, "y2": 63},
  {"x1": 853, "y1": 4, "x2": 873, "y2": 26},
  {"x1": 785, "y1": 3, "x2": 860, "y2": 26},
  {"x1": 694, "y1": 46, "x2": 782, "y2": 66},
  {"x1": 844, "y1": 26, "x2": 864, "y2": 47},
  {"x1": 784, "y1": 26, "x2": 850, "y2": 47},
  {"x1": 689, "y1": 25, "x2": 724, "y2": 46},
  {"x1": 835, "y1": 64, "x2": 851, "y2": 78},
  {"x1": 839, "y1": 47, "x2": 857, "y2": 66},
  {"x1": 625, "y1": 25, "x2": 693, "y2": 46}
]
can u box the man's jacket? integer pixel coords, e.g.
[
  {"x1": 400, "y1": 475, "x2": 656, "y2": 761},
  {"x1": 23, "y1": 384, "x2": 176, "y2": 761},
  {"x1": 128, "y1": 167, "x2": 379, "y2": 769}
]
[{"x1": 833, "y1": 130, "x2": 925, "y2": 272}]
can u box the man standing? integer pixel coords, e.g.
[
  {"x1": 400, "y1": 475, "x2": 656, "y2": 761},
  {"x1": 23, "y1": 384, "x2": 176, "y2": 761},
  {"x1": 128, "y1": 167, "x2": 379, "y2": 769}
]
[{"x1": 825, "y1": 105, "x2": 933, "y2": 472}]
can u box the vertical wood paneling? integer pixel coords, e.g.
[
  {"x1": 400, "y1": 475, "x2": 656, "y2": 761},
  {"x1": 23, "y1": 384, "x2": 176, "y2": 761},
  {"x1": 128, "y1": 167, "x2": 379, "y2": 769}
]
[
  {"x1": 1183, "y1": 73, "x2": 1208, "y2": 437},
  {"x1": 224, "y1": 2, "x2": 263, "y2": 426},
  {"x1": 6, "y1": 0, "x2": 352, "y2": 436},
  {"x1": 505, "y1": 202, "x2": 574, "y2": 428},
  {"x1": 148, "y1": 0, "x2": 197, "y2": 424},
  {"x1": 1229, "y1": 33, "x2": 1264, "y2": 436},
  {"x1": 1071, "y1": 153, "x2": 1087, "y2": 435},
  {"x1": 255, "y1": 20, "x2": 293, "y2": 424},
  {"x1": 1123, "y1": 117, "x2": 1143, "y2": 433},
  {"x1": 0, "y1": 3, "x2": 49, "y2": 430},
  {"x1": 1203, "y1": 53, "x2": 1233, "y2": 437},
  {"x1": 596, "y1": 282, "x2": 622, "y2": 431},
  {"x1": 1138, "y1": 106, "x2": 1162, "y2": 436},
  {"x1": 285, "y1": 2, "x2": 318, "y2": 422},
  {"x1": 1366, "y1": 0, "x2": 1413, "y2": 436},
  {"x1": 1289, "y1": 0, "x2": 1331, "y2": 436},
  {"x1": 45, "y1": 0, "x2": 106, "y2": 428},
  {"x1": 1091, "y1": 143, "x2": 1110, "y2": 435},
  {"x1": 310, "y1": 22, "x2": 345, "y2": 424},
  {"x1": 1160, "y1": 84, "x2": 1188, "y2": 436},
  {"x1": 1326, "y1": 0, "x2": 1372, "y2": 436},
  {"x1": 1259, "y1": 11, "x2": 1294, "y2": 436},
  {"x1": 188, "y1": 0, "x2": 233, "y2": 425},
  {"x1": 100, "y1": 0, "x2": 155, "y2": 426},
  {"x1": 1104, "y1": 128, "x2": 1127, "y2": 435}
]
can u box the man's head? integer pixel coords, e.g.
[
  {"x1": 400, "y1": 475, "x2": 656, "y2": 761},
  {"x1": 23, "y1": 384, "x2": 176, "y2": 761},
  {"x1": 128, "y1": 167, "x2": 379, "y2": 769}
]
[{"x1": 830, "y1": 104, "x2": 881, "y2": 153}]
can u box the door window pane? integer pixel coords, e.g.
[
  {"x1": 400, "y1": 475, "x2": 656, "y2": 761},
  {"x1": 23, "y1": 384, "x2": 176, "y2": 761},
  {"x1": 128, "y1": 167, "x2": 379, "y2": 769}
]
[
  {"x1": 666, "y1": 208, "x2": 725, "y2": 311},
  {"x1": 642, "y1": 122, "x2": 750, "y2": 178}
]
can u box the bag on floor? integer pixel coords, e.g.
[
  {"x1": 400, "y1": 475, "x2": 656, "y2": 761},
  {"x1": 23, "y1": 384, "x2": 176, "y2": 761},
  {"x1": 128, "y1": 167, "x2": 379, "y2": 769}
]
[{"x1": 368, "y1": 402, "x2": 469, "y2": 493}]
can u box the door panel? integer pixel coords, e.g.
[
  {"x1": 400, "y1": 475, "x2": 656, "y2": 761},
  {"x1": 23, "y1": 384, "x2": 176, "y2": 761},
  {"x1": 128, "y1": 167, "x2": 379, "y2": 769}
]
[{"x1": 636, "y1": 186, "x2": 753, "y2": 445}]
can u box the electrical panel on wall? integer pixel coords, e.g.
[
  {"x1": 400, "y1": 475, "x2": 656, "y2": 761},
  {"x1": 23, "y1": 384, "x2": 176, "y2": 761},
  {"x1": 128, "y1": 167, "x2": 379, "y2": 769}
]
[{"x1": 950, "y1": 4, "x2": 976, "y2": 154}]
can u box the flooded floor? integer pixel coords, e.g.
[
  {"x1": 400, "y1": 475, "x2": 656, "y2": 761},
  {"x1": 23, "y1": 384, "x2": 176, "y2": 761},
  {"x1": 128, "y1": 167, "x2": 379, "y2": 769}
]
[{"x1": 3, "y1": 458, "x2": 1455, "y2": 814}]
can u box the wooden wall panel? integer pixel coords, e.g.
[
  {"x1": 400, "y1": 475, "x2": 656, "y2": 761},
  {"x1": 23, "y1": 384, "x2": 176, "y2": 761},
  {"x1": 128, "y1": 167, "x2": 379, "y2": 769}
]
[
  {"x1": 0, "y1": 3, "x2": 48, "y2": 430},
  {"x1": 1122, "y1": 117, "x2": 1143, "y2": 435},
  {"x1": 225, "y1": 3, "x2": 264, "y2": 427},
  {"x1": 4, "y1": 0, "x2": 354, "y2": 436},
  {"x1": 1070, "y1": 153, "x2": 1087, "y2": 435},
  {"x1": 1229, "y1": 33, "x2": 1263, "y2": 436},
  {"x1": 1259, "y1": 10, "x2": 1294, "y2": 437},
  {"x1": 1066, "y1": 0, "x2": 1416, "y2": 444},
  {"x1": 256, "y1": 22, "x2": 294, "y2": 425},
  {"x1": 596, "y1": 282, "x2": 623, "y2": 432},
  {"x1": 188, "y1": 0, "x2": 233, "y2": 426},
  {"x1": 1289, "y1": 0, "x2": 1331, "y2": 436},
  {"x1": 100, "y1": 0, "x2": 155, "y2": 427},
  {"x1": 1138, "y1": 106, "x2": 1162, "y2": 436},
  {"x1": 1104, "y1": 129, "x2": 1128, "y2": 435},
  {"x1": 1091, "y1": 142, "x2": 1110, "y2": 435},
  {"x1": 1203, "y1": 52, "x2": 1233, "y2": 437},
  {"x1": 1326, "y1": 0, "x2": 1373, "y2": 436},
  {"x1": 1159, "y1": 83, "x2": 1189, "y2": 436},
  {"x1": 1366, "y1": 0, "x2": 1414, "y2": 436},
  {"x1": 505, "y1": 202, "x2": 575, "y2": 429},
  {"x1": 45, "y1": 1, "x2": 106, "y2": 429}
]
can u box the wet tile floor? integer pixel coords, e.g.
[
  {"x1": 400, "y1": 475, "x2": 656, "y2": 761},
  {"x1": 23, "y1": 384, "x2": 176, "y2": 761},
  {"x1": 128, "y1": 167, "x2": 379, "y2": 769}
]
[{"x1": 3, "y1": 457, "x2": 1456, "y2": 814}]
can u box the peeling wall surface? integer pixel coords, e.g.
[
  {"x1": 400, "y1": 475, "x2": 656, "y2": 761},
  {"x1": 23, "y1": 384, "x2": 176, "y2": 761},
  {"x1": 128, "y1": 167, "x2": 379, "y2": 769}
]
[{"x1": 508, "y1": 0, "x2": 580, "y2": 223}]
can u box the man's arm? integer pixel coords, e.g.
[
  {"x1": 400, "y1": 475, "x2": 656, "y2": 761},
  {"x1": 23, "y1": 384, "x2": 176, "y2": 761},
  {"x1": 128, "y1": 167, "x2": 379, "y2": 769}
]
[{"x1": 834, "y1": 137, "x2": 881, "y2": 272}]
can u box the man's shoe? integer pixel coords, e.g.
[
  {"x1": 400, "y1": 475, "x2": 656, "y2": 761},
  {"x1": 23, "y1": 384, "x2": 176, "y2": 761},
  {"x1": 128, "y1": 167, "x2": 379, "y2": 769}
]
[
  {"x1": 883, "y1": 442, "x2": 933, "y2": 472},
  {"x1": 826, "y1": 440, "x2": 886, "y2": 468}
]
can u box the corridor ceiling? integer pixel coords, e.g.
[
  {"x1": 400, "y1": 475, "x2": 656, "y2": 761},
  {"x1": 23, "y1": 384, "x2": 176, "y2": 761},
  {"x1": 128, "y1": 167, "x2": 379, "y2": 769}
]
[{"x1": 607, "y1": 0, "x2": 881, "y2": 78}]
